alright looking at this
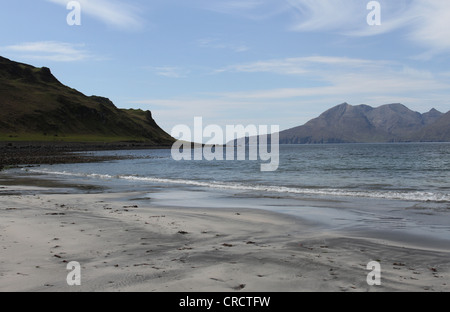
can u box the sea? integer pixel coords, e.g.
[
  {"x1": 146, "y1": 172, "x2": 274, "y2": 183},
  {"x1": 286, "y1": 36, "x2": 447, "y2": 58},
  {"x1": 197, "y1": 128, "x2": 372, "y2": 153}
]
[{"x1": 9, "y1": 143, "x2": 450, "y2": 248}]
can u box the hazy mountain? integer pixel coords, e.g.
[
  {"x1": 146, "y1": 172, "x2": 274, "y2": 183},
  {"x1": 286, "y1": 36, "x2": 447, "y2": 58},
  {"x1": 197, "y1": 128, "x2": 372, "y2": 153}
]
[
  {"x1": 422, "y1": 108, "x2": 444, "y2": 126},
  {"x1": 0, "y1": 56, "x2": 174, "y2": 145},
  {"x1": 414, "y1": 111, "x2": 450, "y2": 142},
  {"x1": 279, "y1": 103, "x2": 448, "y2": 144}
]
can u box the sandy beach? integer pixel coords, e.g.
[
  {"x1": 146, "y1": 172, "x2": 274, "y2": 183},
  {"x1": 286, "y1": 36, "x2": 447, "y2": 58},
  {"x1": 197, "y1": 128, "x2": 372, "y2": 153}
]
[{"x1": 1, "y1": 174, "x2": 449, "y2": 292}]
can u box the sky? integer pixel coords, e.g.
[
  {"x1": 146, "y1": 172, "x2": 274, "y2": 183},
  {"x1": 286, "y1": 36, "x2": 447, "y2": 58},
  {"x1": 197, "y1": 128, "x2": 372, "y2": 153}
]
[{"x1": 1, "y1": 0, "x2": 450, "y2": 140}]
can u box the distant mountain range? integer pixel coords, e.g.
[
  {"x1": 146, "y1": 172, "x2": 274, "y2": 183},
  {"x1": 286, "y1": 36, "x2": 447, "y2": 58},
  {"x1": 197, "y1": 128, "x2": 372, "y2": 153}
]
[
  {"x1": 279, "y1": 103, "x2": 450, "y2": 144},
  {"x1": 0, "y1": 56, "x2": 174, "y2": 145}
]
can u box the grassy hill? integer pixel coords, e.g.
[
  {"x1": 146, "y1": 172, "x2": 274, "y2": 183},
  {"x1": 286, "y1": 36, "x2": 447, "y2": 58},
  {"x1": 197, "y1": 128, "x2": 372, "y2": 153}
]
[{"x1": 0, "y1": 56, "x2": 174, "y2": 145}]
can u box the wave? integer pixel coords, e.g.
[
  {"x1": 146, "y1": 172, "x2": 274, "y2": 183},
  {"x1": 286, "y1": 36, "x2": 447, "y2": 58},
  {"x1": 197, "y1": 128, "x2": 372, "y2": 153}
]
[{"x1": 26, "y1": 168, "x2": 450, "y2": 203}]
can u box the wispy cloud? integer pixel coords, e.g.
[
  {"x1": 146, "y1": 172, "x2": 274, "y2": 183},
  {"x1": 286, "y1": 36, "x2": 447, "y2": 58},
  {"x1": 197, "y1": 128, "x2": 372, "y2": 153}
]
[
  {"x1": 286, "y1": 0, "x2": 415, "y2": 34},
  {"x1": 198, "y1": 0, "x2": 450, "y2": 57},
  {"x1": 0, "y1": 41, "x2": 92, "y2": 62},
  {"x1": 407, "y1": 0, "x2": 450, "y2": 58},
  {"x1": 286, "y1": 0, "x2": 450, "y2": 57},
  {"x1": 216, "y1": 55, "x2": 449, "y2": 100},
  {"x1": 149, "y1": 66, "x2": 190, "y2": 78},
  {"x1": 132, "y1": 55, "x2": 450, "y2": 133},
  {"x1": 196, "y1": 0, "x2": 290, "y2": 20},
  {"x1": 47, "y1": 0, "x2": 144, "y2": 30},
  {"x1": 197, "y1": 38, "x2": 250, "y2": 53},
  {"x1": 287, "y1": 0, "x2": 365, "y2": 32},
  {"x1": 217, "y1": 56, "x2": 379, "y2": 75}
]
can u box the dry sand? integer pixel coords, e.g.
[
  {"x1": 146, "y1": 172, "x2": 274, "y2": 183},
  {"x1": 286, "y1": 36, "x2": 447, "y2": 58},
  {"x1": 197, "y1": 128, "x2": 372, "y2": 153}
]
[{"x1": 0, "y1": 183, "x2": 449, "y2": 292}]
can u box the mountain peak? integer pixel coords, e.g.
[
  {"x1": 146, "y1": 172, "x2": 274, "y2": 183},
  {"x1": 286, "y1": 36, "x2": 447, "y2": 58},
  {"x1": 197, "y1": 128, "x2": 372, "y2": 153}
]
[
  {"x1": 321, "y1": 102, "x2": 351, "y2": 116},
  {"x1": 0, "y1": 56, "x2": 61, "y2": 84},
  {"x1": 428, "y1": 108, "x2": 441, "y2": 114},
  {"x1": 378, "y1": 103, "x2": 410, "y2": 112}
]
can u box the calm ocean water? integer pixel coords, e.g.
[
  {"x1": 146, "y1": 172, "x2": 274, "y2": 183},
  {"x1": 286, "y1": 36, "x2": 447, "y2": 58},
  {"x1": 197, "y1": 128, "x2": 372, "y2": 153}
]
[{"x1": 14, "y1": 143, "x2": 450, "y2": 244}]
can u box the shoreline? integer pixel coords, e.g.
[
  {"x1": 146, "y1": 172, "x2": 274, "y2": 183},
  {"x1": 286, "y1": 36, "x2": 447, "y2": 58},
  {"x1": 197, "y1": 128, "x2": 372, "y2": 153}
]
[
  {"x1": 0, "y1": 141, "x2": 172, "y2": 170},
  {"x1": 1, "y1": 173, "x2": 449, "y2": 292}
]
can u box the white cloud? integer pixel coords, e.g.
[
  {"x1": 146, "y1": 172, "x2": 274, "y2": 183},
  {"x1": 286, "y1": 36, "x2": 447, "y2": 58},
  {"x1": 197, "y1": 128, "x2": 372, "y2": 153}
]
[
  {"x1": 131, "y1": 55, "x2": 450, "y2": 133},
  {"x1": 287, "y1": 0, "x2": 365, "y2": 32},
  {"x1": 219, "y1": 75, "x2": 447, "y2": 100},
  {"x1": 196, "y1": 0, "x2": 290, "y2": 20},
  {"x1": 218, "y1": 56, "x2": 380, "y2": 75},
  {"x1": 150, "y1": 66, "x2": 190, "y2": 78},
  {"x1": 216, "y1": 56, "x2": 449, "y2": 100},
  {"x1": 47, "y1": 0, "x2": 144, "y2": 30},
  {"x1": 286, "y1": 0, "x2": 413, "y2": 34},
  {"x1": 287, "y1": 0, "x2": 450, "y2": 56},
  {"x1": 199, "y1": 0, "x2": 450, "y2": 57},
  {"x1": 197, "y1": 38, "x2": 250, "y2": 53},
  {"x1": 0, "y1": 41, "x2": 92, "y2": 62},
  {"x1": 407, "y1": 0, "x2": 450, "y2": 58}
]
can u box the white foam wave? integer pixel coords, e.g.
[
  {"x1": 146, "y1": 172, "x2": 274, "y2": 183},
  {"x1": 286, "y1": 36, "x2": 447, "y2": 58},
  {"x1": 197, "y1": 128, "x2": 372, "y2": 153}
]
[{"x1": 26, "y1": 168, "x2": 450, "y2": 202}]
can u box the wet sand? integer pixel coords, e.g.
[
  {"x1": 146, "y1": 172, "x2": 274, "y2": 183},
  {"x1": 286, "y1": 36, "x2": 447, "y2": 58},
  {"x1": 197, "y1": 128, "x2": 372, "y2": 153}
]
[{"x1": 0, "y1": 179, "x2": 449, "y2": 292}]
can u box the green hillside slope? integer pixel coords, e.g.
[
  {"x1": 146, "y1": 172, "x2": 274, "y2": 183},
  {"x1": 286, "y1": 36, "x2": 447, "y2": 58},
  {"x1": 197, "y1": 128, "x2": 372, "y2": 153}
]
[{"x1": 0, "y1": 56, "x2": 174, "y2": 145}]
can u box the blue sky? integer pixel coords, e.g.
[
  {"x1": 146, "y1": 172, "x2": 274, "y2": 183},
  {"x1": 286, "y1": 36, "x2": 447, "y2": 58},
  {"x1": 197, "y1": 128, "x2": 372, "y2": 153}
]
[{"x1": 1, "y1": 0, "x2": 450, "y2": 137}]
